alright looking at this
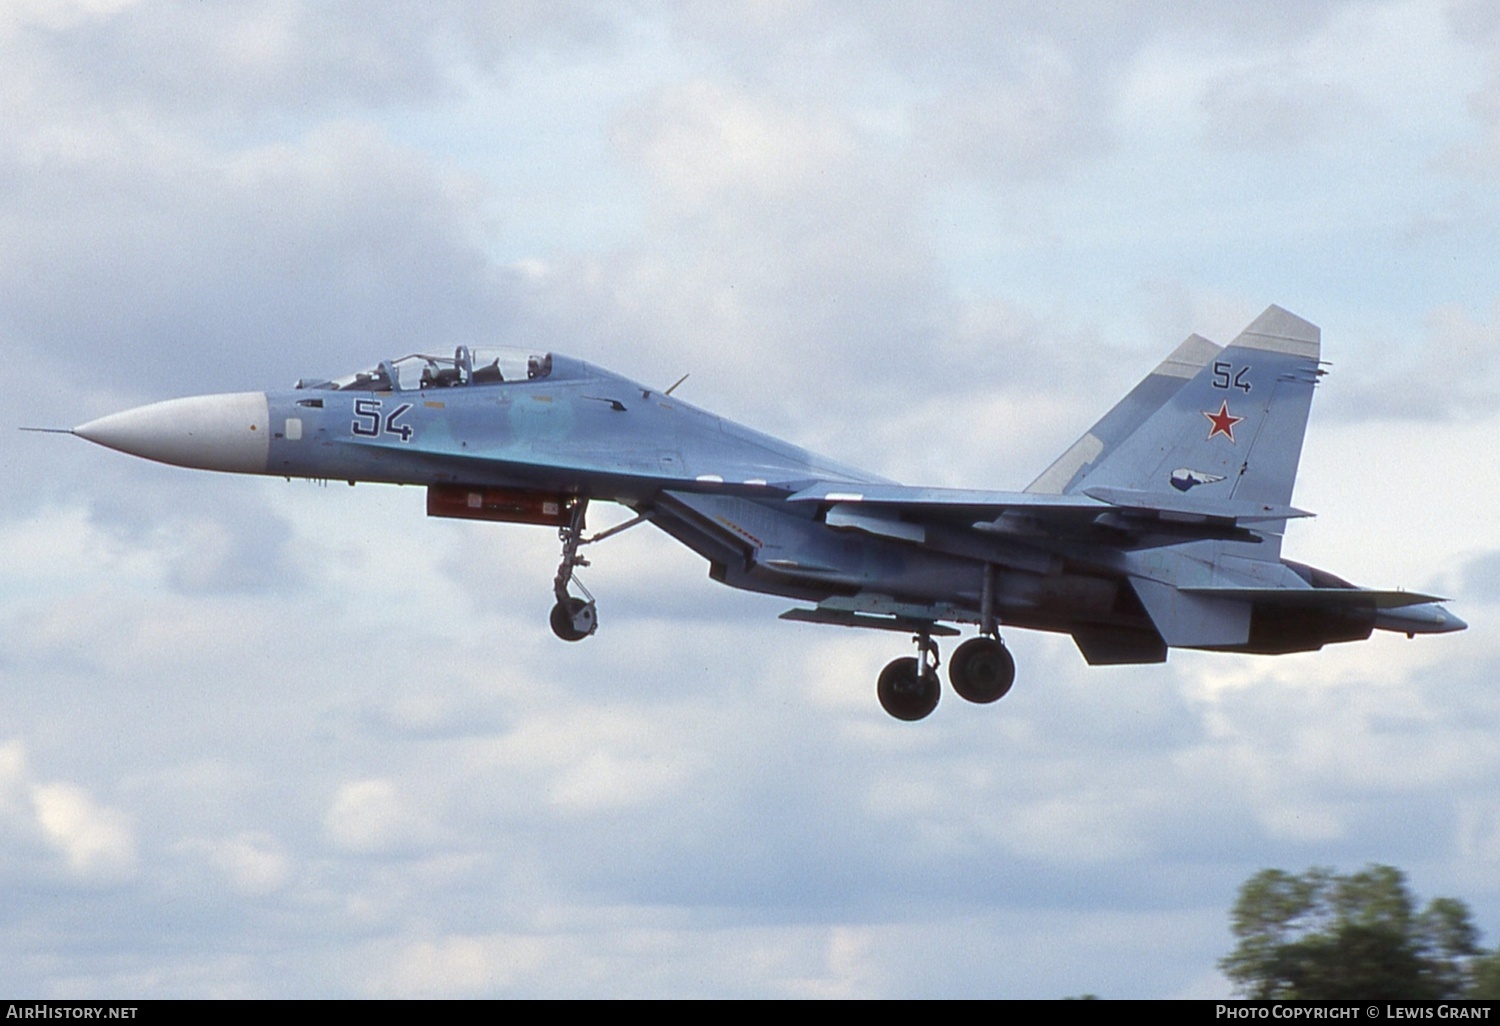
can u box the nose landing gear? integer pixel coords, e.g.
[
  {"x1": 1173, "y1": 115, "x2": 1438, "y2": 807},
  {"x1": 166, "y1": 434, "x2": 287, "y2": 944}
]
[
  {"x1": 547, "y1": 499, "x2": 649, "y2": 642},
  {"x1": 551, "y1": 499, "x2": 598, "y2": 641}
]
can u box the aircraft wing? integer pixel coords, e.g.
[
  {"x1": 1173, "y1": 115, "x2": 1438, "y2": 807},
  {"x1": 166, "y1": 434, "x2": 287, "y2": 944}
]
[
  {"x1": 785, "y1": 483, "x2": 1104, "y2": 515},
  {"x1": 783, "y1": 481, "x2": 1309, "y2": 540}
]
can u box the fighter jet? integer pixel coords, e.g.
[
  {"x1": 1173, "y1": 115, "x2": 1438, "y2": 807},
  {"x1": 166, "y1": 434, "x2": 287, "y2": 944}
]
[{"x1": 62, "y1": 305, "x2": 1464, "y2": 720}]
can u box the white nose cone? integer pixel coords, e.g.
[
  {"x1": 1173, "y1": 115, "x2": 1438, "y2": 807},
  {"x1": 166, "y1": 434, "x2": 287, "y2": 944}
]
[{"x1": 74, "y1": 392, "x2": 271, "y2": 474}]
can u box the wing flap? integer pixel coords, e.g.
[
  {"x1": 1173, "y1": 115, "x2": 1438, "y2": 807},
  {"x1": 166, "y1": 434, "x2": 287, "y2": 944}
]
[
  {"x1": 786, "y1": 483, "x2": 1104, "y2": 516},
  {"x1": 787, "y1": 481, "x2": 1305, "y2": 539},
  {"x1": 1082, "y1": 486, "x2": 1312, "y2": 524}
]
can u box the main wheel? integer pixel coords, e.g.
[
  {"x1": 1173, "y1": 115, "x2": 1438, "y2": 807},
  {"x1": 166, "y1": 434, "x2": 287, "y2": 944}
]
[
  {"x1": 549, "y1": 597, "x2": 597, "y2": 641},
  {"x1": 948, "y1": 636, "x2": 1015, "y2": 703},
  {"x1": 877, "y1": 657, "x2": 941, "y2": 721}
]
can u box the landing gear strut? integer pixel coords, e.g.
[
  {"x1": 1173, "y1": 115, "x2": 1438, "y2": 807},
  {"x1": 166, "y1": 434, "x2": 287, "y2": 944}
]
[
  {"x1": 877, "y1": 628, "x2": 942, "y2": 721},
  {"x1": 949, "y1": 561, "x2": 1014, "y2": 703},
  {"x1": 547, "y1": 499, "x2": 650, "y2": 642},
  {"x1": 550, "y1": 499, "x2": 597, "y2": 642}
]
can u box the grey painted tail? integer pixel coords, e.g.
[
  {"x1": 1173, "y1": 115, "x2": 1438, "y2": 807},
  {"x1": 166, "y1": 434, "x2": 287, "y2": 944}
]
[
  {"x1": 1027, "y1": 332, "x2": 1222, "y2": 495},
  {"x1": 1039, "y1": 306, "x2": 1322, "y2": 513}
]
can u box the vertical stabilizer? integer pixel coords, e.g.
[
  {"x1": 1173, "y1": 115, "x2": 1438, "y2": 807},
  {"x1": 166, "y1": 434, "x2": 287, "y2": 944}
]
[
  {"x1": 1066, "y1": 306, "x2": 1321, "y2": 512},
  {"x1": 1027, "y1": 333, "x2": 1221, "y2": 494}
]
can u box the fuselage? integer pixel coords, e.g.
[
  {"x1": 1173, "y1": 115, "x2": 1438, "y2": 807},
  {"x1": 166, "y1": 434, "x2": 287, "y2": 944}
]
[
  {"x1": 71, "y1": 347, "x2": 1464, "y2": 653},
  {"x1": 62, "y1": 315, "x2": 1466, "y2": 723}
]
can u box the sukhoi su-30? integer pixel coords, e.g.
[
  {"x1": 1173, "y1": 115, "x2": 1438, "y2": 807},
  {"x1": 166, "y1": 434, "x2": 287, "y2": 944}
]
[{"x1": 60, "y1": 306, "x2": 1465, "y2": 720}]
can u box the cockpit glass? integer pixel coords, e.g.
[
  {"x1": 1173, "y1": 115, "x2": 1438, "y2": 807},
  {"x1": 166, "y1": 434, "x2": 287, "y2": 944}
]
[{"x1": 307, "y1": 347, "x2": 553, "y2": 391}]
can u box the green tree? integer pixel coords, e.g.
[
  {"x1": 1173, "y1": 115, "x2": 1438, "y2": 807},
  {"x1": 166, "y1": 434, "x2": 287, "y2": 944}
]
[
  {"x1": 1220, "y1": 865, "x2": 1484, "y2": 999},
  {"x1": 1471, "y1": 950, "x2": 1500, "y2": 999}
]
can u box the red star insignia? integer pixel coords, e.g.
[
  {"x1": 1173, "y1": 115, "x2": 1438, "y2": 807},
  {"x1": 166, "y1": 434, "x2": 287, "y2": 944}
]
[{"x1": 1203, "y1": 400, "x2": 1243, "y2": 442}]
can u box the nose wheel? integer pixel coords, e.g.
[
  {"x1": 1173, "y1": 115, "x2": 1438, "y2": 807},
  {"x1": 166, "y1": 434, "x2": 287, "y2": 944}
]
[{"x1": 550, "y1": 594, "x2": 597, "y2": 641}]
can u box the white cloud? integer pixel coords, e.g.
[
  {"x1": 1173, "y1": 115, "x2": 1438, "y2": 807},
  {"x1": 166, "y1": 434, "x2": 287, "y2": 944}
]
[
  {"x1": 0, "y1": 741, "x2": 137, "y2": 882},
  {"x1": 369, "y1": 932, "x2": 547, "y2": 997},
  {"x1": 915, "y1": 41, "x2": 1110, "y2": 181},
  {"x1": 1329, "y1": 303, "x2": 1500, "y2": 421},
  {"x1": 324, "y1": 779, "x2": 428, "y2": 854},
  {"x1": 181, "y1": 833, "x2": 293, "y2": 896},
  {"x1": 620, "y1": 80, "x2": 860, "y2": 205},
  {"x1": 1, "y1": 0, "x2": 143, "y2": 34},
  {"x1": 0, "y1": 740, "x2": 29, "y2": 815},
  {"x1": 31, "y1": 783, "x2": 136, "y2": 879}
]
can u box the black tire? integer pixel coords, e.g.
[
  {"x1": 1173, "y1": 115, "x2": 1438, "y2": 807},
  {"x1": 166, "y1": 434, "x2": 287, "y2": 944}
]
[
  {"x1": 948, "y1": 636, "x2": 1015, "y2": 703},
  {"x1": 876, "y1": 657, "x2": 941, "y2": 721},
  {"x1": 549, "y1": 597, "x2": 596, "y2": 641}
]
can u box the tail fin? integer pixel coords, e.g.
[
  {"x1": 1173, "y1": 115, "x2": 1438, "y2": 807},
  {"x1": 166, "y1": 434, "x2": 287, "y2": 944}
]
[
  {"x1": 1027, "y1": 333, "x2": 1221, "y2": 494},
  {"x1": 1057, "y1": 306, "x2": 1321, "y2": 511}
]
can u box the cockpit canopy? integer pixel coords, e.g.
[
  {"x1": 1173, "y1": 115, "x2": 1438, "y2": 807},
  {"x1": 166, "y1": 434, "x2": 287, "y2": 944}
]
[{"x1": 298, "y1": 347, "x2": 553, "y2": 392}]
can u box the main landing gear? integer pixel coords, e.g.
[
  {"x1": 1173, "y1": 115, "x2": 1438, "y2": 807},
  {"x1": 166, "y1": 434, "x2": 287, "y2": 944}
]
[
  {"x1": 875, "y1": 563, "x2": 1015, "y2": 721},
  {"x1": 876, "y1": 630, "x2": 1016, "y2": 721}
]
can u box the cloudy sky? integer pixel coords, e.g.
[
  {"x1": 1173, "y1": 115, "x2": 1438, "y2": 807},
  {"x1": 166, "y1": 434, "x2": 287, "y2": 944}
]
[{"x1": 2, "y1": 0, "x2": 1498, "y2": 999}]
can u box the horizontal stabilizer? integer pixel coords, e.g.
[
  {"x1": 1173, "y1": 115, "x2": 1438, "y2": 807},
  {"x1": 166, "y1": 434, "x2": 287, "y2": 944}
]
[{"x1": 1180, "y1": 586, "x2": 1449, "y2": 610}]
